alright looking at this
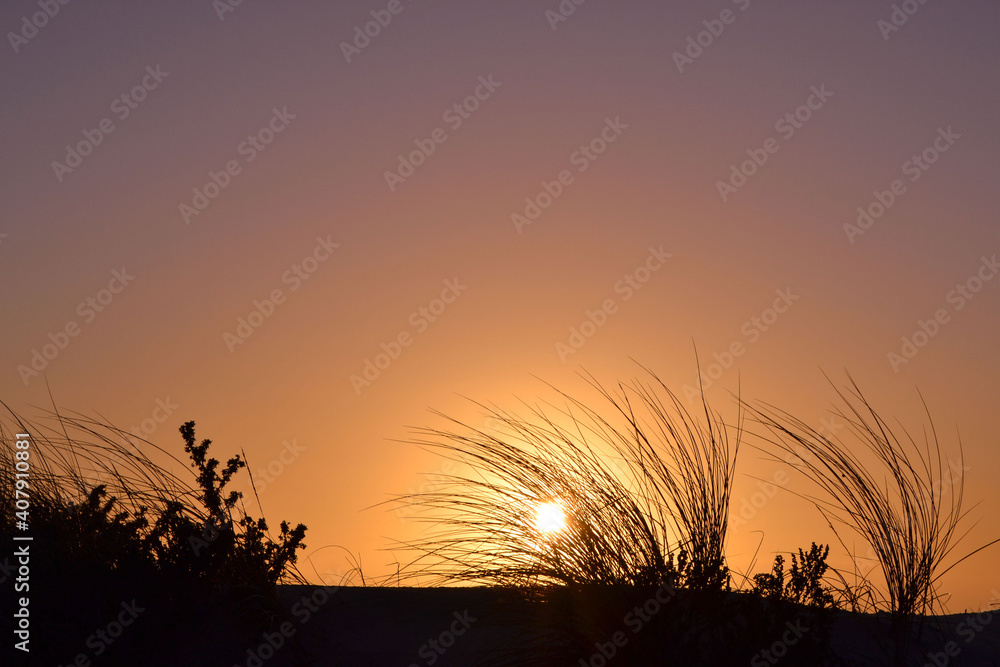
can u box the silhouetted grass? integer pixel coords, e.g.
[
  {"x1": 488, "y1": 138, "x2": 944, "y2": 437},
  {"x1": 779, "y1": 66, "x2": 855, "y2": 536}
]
[
  {"x1": 391, "y1": 369, "x2": 740, "y2": 592},
  {"x1": 0, "y1": 404, "x2": 307, "y2": 665},
  {"x1": 743, "y1": 376, "x2": 1000, "y2": 663},
  {"x1": 387, "y1": 370, "x2": 1000, "y2": 664},
  {"x1": 6, "y1": 371, "x2": 995, "y2": 665},
  {"x1": 743, "y1": 377, "x2": 997, "y2": 616}
]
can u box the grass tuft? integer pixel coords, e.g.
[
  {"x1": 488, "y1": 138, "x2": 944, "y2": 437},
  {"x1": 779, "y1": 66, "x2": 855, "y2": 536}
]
[
  {"x1": 389, "y1": 369, "x2": 740, "y2": 592},
  {"x1": 0, "y1": 404, "x2": 308, "y2": 664}
]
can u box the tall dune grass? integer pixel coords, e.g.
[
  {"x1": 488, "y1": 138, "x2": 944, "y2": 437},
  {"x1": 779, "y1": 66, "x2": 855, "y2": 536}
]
[
  {"x1": 391, "y1": 371, "x2": 741, "y2": 591},
  {"x1": 0, "y1": 405, "x2": 307, "y2": 592},
  {"x1": 0, "y1": 401, "x2": 309, "y2": 667},
  {"x1": 742, "y1": 376, "x2": 998, "y2": 619}
]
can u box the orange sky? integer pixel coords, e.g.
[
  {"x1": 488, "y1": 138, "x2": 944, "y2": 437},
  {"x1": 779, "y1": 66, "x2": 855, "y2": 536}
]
[{"x1": 2, "y1": 0, "x2": 998, "y2": 611}]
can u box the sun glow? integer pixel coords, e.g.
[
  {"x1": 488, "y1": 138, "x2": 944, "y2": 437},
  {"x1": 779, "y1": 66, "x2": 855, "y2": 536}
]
[{"x1": 533, "y1": 501, "x2": 567, "y2": 535}]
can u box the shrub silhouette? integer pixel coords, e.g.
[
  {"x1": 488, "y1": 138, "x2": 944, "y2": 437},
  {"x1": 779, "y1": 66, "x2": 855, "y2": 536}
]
[
  {"x1": 173, "y1": 420, "x2": 307, "y2": 589},
  {"x1": 26, "y1": 420, "x2": 309, "y2": 590},
  {"x1": 752, "y1": 542, "x2": 835, "y2": 608},
  {"x1": 0, "y1": 410, "x2": 308, "y2": 665}
]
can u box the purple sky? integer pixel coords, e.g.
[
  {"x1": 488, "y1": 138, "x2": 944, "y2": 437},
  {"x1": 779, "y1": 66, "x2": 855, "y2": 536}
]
[{"x1": 2, "y1": 0, "x2": 999, "y2": 609}]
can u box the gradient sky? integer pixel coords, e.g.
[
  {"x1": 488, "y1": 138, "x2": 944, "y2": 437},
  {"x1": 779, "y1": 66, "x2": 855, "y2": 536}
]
[{"x1": 2, "y1": 0, "x2": 998, "y2": 610}]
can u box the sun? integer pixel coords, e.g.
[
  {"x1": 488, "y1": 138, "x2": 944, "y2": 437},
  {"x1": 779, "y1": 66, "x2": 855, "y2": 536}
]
[{"x1": 533, "y1": 501, "x2": 567, "y2": 535}]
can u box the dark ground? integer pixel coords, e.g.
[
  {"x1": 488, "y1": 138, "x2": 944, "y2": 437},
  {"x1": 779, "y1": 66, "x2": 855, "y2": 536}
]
[
  {"x1": 12, "y1": 584, "x2": 1000, "y2": 666},
  {"x1": 268, "y1": 586, "x2": 1000, "y2": 666}
]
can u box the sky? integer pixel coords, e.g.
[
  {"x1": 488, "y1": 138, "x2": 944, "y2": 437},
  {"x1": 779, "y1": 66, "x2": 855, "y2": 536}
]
[{"x1": 1, "y1": 0, "x2": 998, "y2": 610}]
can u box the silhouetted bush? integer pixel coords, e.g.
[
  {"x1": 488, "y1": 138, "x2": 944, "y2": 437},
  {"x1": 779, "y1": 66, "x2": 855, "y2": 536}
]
[
  {"x1": 753, "y1": 542, "x2": 835, "y2": 608},
  {"x1": 0, "y1": 411, "x2": 307, "y2": 665}
]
